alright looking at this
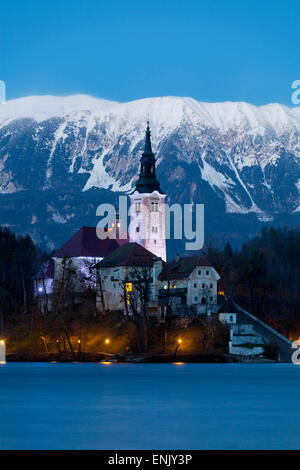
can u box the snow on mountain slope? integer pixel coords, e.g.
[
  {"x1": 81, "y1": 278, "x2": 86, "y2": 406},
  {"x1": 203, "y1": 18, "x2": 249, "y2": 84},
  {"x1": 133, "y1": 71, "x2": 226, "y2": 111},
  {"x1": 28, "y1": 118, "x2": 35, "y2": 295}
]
[
  {"x1": 0, "y1": 94, "x2": 117, "y2": 124},
  {"x1": 0, "y1": 94, "x2": 299, "y2": 250},
  {"x1": 3, "y1": 94, "x2": 300, "y2": 134}
]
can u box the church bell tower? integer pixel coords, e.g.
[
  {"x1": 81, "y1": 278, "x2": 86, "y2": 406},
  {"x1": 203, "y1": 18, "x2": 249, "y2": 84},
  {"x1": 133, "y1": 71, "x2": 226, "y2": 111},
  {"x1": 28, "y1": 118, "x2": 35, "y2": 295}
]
[{"x1": 129, "y1": 123, "x2": 166, "y2": 261}]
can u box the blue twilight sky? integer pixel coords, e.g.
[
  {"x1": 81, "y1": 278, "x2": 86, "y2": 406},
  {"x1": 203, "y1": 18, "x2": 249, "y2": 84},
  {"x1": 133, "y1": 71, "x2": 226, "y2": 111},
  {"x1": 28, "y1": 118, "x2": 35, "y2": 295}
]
[{"x1": 1, "y1": 0, "x2": 300, "y2": 105}]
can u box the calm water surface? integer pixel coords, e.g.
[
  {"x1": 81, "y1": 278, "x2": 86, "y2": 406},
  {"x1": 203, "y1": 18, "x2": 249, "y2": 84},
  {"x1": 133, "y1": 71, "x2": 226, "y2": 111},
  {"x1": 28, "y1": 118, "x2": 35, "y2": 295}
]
[{"x1": 0, "y1": 362, "x2": 299, "y2": 450}]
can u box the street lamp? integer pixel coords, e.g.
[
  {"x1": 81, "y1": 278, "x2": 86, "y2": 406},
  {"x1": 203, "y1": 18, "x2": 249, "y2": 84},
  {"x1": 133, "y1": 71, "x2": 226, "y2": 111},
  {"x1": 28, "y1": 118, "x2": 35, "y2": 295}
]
[
  {"x1": 104, "y1": 338, "x2": 111, "y2": 355},
  {"x1": 174, "y1": 338, "x2": 182, "y2": 358}
]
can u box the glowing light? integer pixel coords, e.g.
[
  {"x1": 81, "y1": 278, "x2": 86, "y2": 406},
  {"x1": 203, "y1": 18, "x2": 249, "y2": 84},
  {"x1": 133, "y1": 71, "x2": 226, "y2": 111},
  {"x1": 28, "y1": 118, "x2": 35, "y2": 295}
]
[
  {"x1": 125, "y1": 283, "x2": 132, "y2": 292},
  {"x1": 164, "y1": 285, "x2": 167, "y2": 289},
  {"x1": 100, "y1": 361, "x2": 112, "y2": 365},
  {"x1": 78, "y1": 339, "x2": 81, "y2": 344},
  {"x1": 177, "y1": 338, "x2": 182, "y2": 344},
  {"x1": 105, "y1": 338, "x2": 110, "y2": 344},
  {"x1": 0, "y1": 340, "x2": 4, "y2": 345},
  {"x1": 173, "y1": 362, "x2": 184, "y2": 365}
]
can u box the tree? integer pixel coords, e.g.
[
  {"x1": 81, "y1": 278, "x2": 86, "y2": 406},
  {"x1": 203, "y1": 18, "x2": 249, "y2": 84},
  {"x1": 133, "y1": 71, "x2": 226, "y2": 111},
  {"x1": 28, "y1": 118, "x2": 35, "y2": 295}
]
[
  {"x1": 51, "y1": 256, "x2": 77, "y2": 357},
  {"x1": 120, "y1": 265, "x2": 153, "y2": 352}
]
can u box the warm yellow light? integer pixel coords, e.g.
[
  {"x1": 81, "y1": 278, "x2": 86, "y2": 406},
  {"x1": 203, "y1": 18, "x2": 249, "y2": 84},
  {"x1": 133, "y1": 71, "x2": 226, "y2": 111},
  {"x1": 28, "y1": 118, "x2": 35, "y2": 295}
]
[
  {"x1": 105, "y1": 338, "x2": 110, "y2": 344},
  {"x1": 125, "y1": 282, "x2": 132, "y2": 292},
  {"x1": 78, "y1": 339, "x2": 81, "y2": 344},
  {"x1": 178, "y1": 338, "x2": 182, "y2": 344},
  {"x1": 0, "y1": 340, "x2": 4, "y2": 345}
]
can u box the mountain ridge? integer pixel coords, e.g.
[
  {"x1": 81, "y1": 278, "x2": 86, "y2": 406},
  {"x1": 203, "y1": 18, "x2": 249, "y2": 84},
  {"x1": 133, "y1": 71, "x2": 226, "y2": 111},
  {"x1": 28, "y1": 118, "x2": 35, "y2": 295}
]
[{"x1": 0, "y1": 94, "x2": 299, "y2": 253}]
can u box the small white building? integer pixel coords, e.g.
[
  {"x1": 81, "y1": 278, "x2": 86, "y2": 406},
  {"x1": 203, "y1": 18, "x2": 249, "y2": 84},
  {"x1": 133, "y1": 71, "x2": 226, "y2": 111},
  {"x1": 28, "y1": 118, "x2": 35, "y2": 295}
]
[
  {"x1": 35, "y1": 226, "x2": 127, "y2": 311},
  {"x1": 96, "y1": 242, "x2": 164, "y2": 315},
  {"x1": 158, "y1": 255, "x2": 220, "y2": 315}
]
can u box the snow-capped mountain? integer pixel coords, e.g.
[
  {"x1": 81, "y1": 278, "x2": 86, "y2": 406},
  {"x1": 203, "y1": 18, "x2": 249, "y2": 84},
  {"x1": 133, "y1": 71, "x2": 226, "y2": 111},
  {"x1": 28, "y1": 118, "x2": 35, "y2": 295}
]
[{"x1": 0, "y1": 94, "x2": 299, "y2": 253}]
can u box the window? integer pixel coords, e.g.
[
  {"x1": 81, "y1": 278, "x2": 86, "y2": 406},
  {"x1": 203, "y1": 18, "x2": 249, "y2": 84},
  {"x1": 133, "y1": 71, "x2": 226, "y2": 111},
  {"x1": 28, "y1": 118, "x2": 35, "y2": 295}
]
[
  {"x1": 150, "y1": 201, "x2": 159, "y2": 212},
  {"x1": 194, "y1": 296, "x2": 198, "y2": 301},
  {"x1": 125, "y1": 283, "x2": 132, "y2": 292},
  {"x1": 136, "y1": 226, "x2": 140, "y2": 232},
  {"x1": 152, "y1": 226, "x2": 158, "y2": 233},
  {"x1": 201, "y1": 297, "x2": 206, "y2": 305},
  {"x1": 210, "y1": 297, "x2": 213, "y2": 302},
  {"x1": 210, "y1": 283, "x2": 213, "y2": 289},
  {"x1": 202, "y1": 283, "x2": 205, "y2": 288},
  {"x1": 135, "y1": 202, "x2": 141, "y2": 213},
  {"x1": 194, "y1": 283, "x2": 197, "y2": 288},
  {"x1": 198, "y1": 270, "x2": 202, "y2": 276},
  {"x1": 206, "y1": 270, "x2": 210, "y2": 276}
]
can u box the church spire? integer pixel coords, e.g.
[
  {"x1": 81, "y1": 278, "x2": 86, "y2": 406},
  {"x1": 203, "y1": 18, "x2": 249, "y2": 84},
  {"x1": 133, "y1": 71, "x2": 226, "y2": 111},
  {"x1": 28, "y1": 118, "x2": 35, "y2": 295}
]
[
  {"x1": 143, "y1": 121, "x2": 153, "y2": 156},
  {"x1": 134, "y1": 122, "x2": 165, "y2": 194}
]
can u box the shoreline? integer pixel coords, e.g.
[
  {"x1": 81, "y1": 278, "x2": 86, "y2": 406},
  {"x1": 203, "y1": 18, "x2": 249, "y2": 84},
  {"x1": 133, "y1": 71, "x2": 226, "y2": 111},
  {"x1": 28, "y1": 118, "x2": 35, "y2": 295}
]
[{"x1": 5, "y1": 352, "x2": 279, "y2": 364}]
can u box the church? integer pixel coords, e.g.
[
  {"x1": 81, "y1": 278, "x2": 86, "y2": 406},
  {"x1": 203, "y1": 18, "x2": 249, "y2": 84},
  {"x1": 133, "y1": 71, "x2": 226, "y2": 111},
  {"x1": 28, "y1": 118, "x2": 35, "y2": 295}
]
[
  {"x1": 95, "y1": 124, "x2": 219, "y2": 316},
  {"x1": 34, "y1": 123, "x2": 293, "y2": 360},
  {"x1": 35, "y1": 123, "x2": 219, "y2": 316}
]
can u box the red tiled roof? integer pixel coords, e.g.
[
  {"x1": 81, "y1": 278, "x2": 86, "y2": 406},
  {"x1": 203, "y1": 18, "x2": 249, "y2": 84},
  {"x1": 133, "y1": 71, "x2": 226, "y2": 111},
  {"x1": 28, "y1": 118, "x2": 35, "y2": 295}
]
[
  {"x1": 98, "y1": 242, "x2": 162, "y2": 268},
  {"x1": 53, "y1": 227, "x2": 128, "y2": 258}
]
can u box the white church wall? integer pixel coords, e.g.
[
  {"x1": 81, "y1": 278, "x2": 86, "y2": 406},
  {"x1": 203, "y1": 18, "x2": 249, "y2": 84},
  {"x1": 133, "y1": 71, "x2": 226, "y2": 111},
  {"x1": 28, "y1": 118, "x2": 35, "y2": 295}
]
[{"x1": 129, "y1": 190, "x2": 166, "y2": 262}]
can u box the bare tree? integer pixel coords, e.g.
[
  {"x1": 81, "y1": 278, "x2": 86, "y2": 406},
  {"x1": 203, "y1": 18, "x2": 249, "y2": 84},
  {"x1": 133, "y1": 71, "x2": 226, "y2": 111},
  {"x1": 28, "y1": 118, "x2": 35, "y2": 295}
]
[
  {"x1": 96, "y1": 266, "x2": 106, "y2": 316},
  {"x1": 120, "y1": 265, "x2": 153, "y2": 353},
  {"x1": 51, "y1": 256, "x2": 77, "y2": 357}
]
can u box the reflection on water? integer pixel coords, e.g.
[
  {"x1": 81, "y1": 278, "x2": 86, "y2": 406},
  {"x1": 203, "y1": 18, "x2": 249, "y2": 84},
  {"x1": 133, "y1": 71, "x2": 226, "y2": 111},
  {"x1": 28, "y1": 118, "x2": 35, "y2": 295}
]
[{"x1": 0, "y1": 362, "x2": 299, "y2": 450}]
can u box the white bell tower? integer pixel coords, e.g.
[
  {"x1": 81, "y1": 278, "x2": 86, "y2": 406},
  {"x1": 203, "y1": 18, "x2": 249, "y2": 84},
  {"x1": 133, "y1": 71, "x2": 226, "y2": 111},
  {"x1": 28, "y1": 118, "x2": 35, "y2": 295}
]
[{"x1": 129, "y1": 123, "x2": 166, "y2": 262}]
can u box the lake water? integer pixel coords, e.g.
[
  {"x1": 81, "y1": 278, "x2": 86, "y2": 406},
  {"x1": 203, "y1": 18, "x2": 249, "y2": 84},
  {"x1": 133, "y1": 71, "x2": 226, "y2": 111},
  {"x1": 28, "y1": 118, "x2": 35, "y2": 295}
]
[{"x1": 0, "y1": 362, "x2": 299, "y2": 450}]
